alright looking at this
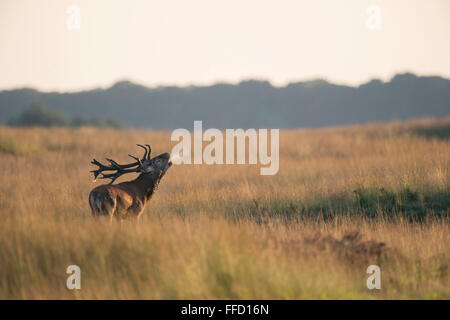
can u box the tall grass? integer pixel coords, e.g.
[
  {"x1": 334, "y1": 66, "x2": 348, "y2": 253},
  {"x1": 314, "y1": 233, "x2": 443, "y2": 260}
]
[{"x1": 0, "y1": 118, "x2": 448, "y2": 299}]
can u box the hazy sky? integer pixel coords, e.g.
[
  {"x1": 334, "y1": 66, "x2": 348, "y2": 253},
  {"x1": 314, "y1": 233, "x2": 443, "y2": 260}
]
[{"x1": 1, "y1": 0, "x2": 449, "y2": 91}]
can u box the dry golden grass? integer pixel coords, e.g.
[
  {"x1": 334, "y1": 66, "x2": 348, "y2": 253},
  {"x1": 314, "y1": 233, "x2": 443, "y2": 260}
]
[{"x1": 0, "y1": 118, "x2": 448, "y2": 299}]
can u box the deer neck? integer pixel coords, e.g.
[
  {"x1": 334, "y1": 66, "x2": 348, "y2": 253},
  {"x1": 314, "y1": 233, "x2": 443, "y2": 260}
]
[{"x1": 135, "y1": 173, "x2": 158, "y2": 200}]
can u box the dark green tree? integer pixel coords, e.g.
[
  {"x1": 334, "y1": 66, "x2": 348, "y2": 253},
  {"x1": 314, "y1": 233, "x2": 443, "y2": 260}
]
[{"x1": 9, "y1": 102, "x2": 67, "y2": 127}]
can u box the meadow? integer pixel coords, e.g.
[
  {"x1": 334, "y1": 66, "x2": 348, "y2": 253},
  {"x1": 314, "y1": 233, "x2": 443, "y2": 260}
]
[{"x1": 0, "y1": 118, "x2": 448, "y2": 299}]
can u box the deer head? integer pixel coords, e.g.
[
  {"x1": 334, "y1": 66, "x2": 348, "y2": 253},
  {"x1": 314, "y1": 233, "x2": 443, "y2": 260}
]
[{"x1": 90, "y1": 144, "x2": 172, "y2": 185}]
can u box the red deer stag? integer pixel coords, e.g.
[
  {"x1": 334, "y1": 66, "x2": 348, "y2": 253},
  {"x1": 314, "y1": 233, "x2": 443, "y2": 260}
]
[{"x1": 89, "y1": 144, "x2": 172, "y2": 220}]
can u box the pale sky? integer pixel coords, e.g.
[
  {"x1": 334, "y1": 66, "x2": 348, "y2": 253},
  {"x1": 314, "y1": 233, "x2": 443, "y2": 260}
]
[{"x1": 0, "y1": 0, "x2": 449, "y2": 92}]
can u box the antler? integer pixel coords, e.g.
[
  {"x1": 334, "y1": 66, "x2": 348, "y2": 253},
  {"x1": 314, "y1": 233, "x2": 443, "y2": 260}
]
[
  {"x1": 136, "y1": 144, "x2": 151, "y2": 160},
  {"x1": 90, "y1": 144, "x2": 151, "y2": 184}
]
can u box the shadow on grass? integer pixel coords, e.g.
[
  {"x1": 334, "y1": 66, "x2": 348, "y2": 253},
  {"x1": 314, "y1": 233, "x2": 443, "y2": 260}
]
[
  {"x1": 410, "y1": 123, "x2": 450, "y2": 140},
  {"x1": 224, "y1": 186, "x2": 449, "y2": 223}
]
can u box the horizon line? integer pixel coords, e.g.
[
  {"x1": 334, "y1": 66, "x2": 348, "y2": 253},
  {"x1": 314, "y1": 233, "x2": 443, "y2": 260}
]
[{"x1": 1, "y1": 71, "x2": 449, "y2": 94}]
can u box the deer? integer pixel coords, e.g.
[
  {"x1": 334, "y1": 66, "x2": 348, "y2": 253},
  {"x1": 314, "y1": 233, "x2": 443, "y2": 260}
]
[{"x1": 89, "y1": 144, "x2": 172, "y2": 220}]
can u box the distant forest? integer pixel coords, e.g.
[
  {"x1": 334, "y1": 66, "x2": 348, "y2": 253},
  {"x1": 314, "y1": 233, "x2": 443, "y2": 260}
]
[
  {"x1": 8, "y1": 102, "x2": 122, "y2": 128},
  {"x1": 0, "y1": 73, "x2": 449, "y2": 129}
]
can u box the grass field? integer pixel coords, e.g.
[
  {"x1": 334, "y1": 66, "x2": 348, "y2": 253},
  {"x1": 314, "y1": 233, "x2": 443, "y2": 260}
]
[{"x1": 0, "y1": 118, "x2": 448, "y2": 299}]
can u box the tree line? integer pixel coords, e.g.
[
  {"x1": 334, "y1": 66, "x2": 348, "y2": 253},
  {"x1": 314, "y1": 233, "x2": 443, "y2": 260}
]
[{"x1": 8, "y1": 102, "x2": 122, "y2": 128}]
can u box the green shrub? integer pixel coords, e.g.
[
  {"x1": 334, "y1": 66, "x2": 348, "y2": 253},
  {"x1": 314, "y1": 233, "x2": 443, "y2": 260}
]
[{"x1": 0, "y1": 138, "x2": 41, "y2": 155}]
